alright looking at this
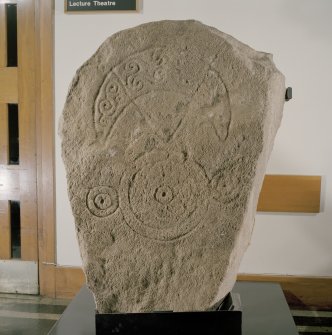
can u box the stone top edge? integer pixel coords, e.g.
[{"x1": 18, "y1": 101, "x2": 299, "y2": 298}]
[{"x1": 93, "y1": 19, "x2": 281, "y2": 72}]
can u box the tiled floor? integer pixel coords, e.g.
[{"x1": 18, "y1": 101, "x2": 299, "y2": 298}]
[
  {"x1": 0, "y1": 293, "x2": 69, "y2": 335},
  {"x1": 291, "y1": 309, "x2": 332, "y2": 335},
  {"x1": 0, "y1": 292, "x2": 331, "y2": 334}
]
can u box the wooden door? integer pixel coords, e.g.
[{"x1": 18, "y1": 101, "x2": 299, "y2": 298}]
[{"x1": 0, "y1": 0, "x2": 38, "y2": 294}]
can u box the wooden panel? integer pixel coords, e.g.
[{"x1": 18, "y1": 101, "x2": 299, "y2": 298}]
[
  {"x1": 39, "y1": 263, "x2": 56, "y2": 298},
  {"x1": 35, "y1": 0, "x2": 56, "y2": 297},
  {"x1": 20, "y1": 194, "x2": 38, "y2": 260},
  {"x1": 0, "y1": 67, "x2": 18, "y2": 103},
  {"x1": 0, "y1": 168, "x2": 20, "y2": 201},
  {"x1": 55, "y1": 267, "x2": 85, "y2": 299},
  {"x1": 0, "y1": 4, "x2": 7, "y2": 67},
  {"x1": 54, "y1": 266, "x2": 332, "y2": 309},
  {"x1": 0, "y1": 168, "x2": 40, "y2": 202},
  {"x1": 257, "y1": 175, "x2": 321, "y2": 213},
  {"x1": 16, "y1": 0, "x2": 38, "y2": 261},
  {"x1": 0, "y1": 104, "x2": 9, "y2": 164},
  {"x1": 0, "y1": 200, "x2": 11, "y2": 259}
]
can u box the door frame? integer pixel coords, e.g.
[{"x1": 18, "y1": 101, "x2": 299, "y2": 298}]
[{"x1": 35, "y1": 0, "x2": 56, "y2": 297}]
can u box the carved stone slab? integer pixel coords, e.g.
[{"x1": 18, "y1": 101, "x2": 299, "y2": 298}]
[{"x1": 60, "y1": 20, "x2": 285, "y2": 313}]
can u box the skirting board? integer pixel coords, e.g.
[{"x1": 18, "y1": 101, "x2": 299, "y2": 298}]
[{"x1": 54, "y1": 266, "x2": 332, "y2": 309}]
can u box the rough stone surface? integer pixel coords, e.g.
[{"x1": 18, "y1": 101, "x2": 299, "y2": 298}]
[{"x1": 60, "y1": 20, "x2": 285, "y2": 313}]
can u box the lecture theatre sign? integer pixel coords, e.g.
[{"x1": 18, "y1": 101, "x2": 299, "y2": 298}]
[{"x1": 65, "y1": 0, "x2": 137, "y2": 12}]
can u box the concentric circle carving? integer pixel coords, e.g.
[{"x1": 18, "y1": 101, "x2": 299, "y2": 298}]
[
  {"x1": 120, "y1": 158, "x2": 208, "y2": 241},
  {"x1": 87, "y1": 186, "x2": 119, "y2": 217},
  {"x1": 154, "y1": 185, "x2": 173, "y2": 204}
]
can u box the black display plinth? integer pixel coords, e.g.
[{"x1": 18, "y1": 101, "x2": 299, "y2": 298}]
[
  {"x1": 48, "y1": 282, "x2": 299, "y2": 335},
  {"x1": 95, "y1": 293, "x2": 242, "y2": 335}
]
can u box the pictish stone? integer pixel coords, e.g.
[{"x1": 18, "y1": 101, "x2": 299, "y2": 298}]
[{"x1": 60, "y1": 20, "x2": 285, "y2": 313}]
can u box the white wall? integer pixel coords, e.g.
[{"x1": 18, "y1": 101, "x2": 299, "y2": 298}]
[{"x1": 55, "y1": 0, "x2": 332, "y2": 276}]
